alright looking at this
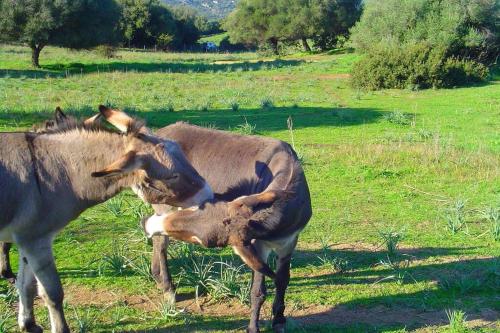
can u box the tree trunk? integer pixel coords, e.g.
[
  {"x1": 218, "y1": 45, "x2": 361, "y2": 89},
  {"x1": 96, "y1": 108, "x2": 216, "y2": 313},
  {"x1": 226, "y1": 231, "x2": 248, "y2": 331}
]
[
  {"x1": 301, "y1": 38, "x2": 312, "y2": 52},
  {"x1": 31, "y1": 45, "x2": 43, "y2": 68},
  {"x1": 269, "y1": 38, "x2": 279, "y2": 55}
]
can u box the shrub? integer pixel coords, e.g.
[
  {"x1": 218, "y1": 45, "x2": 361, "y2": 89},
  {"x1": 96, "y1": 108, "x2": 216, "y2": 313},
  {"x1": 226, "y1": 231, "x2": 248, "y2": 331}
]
[
  {"x1": 260, "y1": 97, "x2": 274, "y2": 109},
  {"x1": 351, "y1": 43, "x2": 489, "y2": 90},
  {"x1": 94, "y1": 45, "x2": 118, "y2": 59},
  {"x1": 350, "y1": 0, "x2": 497, "y2": 90},
  {"x1": 441, "y1": 57, "x2": 489, "y2": 87},
  {"x1": 350, "y1": 0, "x2": 499, "y2": 63}
]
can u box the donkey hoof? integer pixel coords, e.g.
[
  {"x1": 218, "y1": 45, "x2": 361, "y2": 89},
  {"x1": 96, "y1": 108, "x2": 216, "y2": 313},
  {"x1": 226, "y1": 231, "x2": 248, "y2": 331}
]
[
  {"x1": 163, "y1": 290, "x2": 177, "y2": 305},
  {"x1": 21, "y1": 322, "x2": 43, "y2": 333},
  {"x1": 0, "y1": 270, "x2": 15, "y2": 282}
]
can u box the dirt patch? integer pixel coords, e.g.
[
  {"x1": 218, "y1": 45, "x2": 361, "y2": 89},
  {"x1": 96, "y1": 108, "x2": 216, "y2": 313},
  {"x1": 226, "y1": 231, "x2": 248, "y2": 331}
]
[
  {"x1": 317, "y1": 73, "x2": 351, "y2": 80},
  {"x1": 64, "y1": 284, "x2": 154, "y2": 309},
  {"x1": 270, "y1": 73, "x2": 350, "y2": 81}
]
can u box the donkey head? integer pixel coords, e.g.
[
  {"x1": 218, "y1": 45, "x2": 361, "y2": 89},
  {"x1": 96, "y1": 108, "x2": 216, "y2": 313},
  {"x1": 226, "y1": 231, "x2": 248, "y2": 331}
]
[
  {"x1": 143, "y1": 191, "x2": 283, "y2": 278},
  {"x1": 90, "y1": 106, "x2": 213, "y2": 207}
]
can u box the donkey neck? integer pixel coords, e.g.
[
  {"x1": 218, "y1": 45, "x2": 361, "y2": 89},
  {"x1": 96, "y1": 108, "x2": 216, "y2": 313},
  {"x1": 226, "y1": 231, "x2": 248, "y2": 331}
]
[{"x1": 34, "y1": 129, "x2": 138, "y2": 204}]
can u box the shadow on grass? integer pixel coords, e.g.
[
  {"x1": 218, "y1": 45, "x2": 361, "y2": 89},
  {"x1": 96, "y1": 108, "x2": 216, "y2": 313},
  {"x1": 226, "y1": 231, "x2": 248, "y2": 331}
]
[
  {"x1": 114, "y1": 253, "x2": 498, "y2": 332},
  {"x1": 0, "y1": 106, "x2": 387, "y2": 133},
  {"x1": 0, "y1": 59, "x2": 304, "y2": 79}
]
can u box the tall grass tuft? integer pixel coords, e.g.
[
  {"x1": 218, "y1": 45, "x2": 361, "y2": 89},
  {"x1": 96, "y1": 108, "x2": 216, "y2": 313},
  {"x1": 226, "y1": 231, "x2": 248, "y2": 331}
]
[
  {"x1": 230, "y1": 101, "x2": 240, "y2": 112},
  {"x1": 0, "y1": 284, "x2": 18, "y2": 305},
  {"x1": 446, "y1": 309, "x2": 468, "y2": 333},
  {"x1": 234, "y1": 118, "x2": 256, "y2": 135},
  {"x1": 105, "y1": 197, "x2": 125, "y2": 218},
  {"x1": 166, "y1": 101, "x2": 175, "y2": 113},
  {"x1": 179, "y1": 256, "x2": 214, "y2": 303},
  {"x1": 72, "y1": 306, "x2": 98, "y2": 333},
  {"x1": 97, "y1": 244, "x2": 130, "y2": 276},
  {"x1": 444, "y1": 199, "x2": 467, "y2": 235},
  {"x1": 208, "y1": 261, "x2": 251, "y2": 305},
  {"x1": 481, "y1": 206, "x2": 499, "y2": 241},
  {"x1": 287, "y1": 116, "x2": 306, "y2": 165},
  {"x1": 129, "y1": 254, "x2": 154, "y2": 281},
  {"x1": 157, "y1": 301, "x2": 185, "y2": 321},
  {"x1": 378, "y1": 228, "x2": 404, "y2": 257},
  {"x1": 0, "y1": 306, "x2": 14, "y2": 333},
  {"x1": 317, "y1": 254, "x2": 350, "y2": 274},
  {"x1": 260, "y1": 97, "x2": 274, "y2": 109}
]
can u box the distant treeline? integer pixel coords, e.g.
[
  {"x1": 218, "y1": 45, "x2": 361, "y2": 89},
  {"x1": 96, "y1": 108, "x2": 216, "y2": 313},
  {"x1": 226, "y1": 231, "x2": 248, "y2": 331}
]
[{"x1": 0, "y1": 0, "x2": 224, "y2": 67}]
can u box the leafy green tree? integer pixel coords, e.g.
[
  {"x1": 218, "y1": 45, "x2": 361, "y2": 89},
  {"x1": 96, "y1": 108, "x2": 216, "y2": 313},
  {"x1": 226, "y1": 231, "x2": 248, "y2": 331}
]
[
  {"x1": 224, "y1": 0, "x2": 281, "y2": 54},
  {"x1": 0, "y1": 0, "x2": 120, "y2": 67},
  {"x1": 224, "y1": 0, "x2": 362, "y2": 54},
  {"x1": 169, "y1": 5, "x2": 201, "y2": 49},
  {"x1": 311, "y1": 0, "x2": 363, "y2": 51},
  {"x1": 119, "y1": 0, "x2": 177, "y2": 48}
]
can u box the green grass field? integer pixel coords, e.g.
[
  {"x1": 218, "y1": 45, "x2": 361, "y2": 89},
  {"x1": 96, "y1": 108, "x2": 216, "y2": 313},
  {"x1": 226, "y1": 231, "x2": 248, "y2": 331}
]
[{"x1": 0, "y1": 44, "x2": 499, "y2": 332}]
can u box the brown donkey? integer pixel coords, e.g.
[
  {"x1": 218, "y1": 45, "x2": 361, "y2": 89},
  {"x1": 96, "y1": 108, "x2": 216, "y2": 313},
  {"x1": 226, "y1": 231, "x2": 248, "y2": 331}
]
[
  {"x1": 0, "y1": 107, "x2": 212, "y2": 333},
  {"x1": 144, "y1": 123, "x2": 312, "y2": 333}
]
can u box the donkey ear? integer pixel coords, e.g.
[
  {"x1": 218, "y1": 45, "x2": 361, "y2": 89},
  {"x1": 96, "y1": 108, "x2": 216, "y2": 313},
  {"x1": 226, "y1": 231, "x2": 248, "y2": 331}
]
[
  {"x1": 91, "y1": 151, "x2": 145, "y2": 177},
  {"x1": 83, "y1": 113, "x2": 102, "y2": 126},
  {"x1": 228, "y1": 191, "x2": 280, "y2": 218},
  {"x1": 98, "y1": 105, "x2": 134, "y2": 133},
  {"x1": 232, "y1": 245, "x2": 275, "y2": 279},
  {"x1": 54, "y1": 107, "x2": 67, "y2": 124}
]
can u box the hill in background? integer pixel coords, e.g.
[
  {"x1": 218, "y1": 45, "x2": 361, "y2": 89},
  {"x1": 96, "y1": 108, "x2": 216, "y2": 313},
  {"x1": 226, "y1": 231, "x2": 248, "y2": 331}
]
[{"x1": 162, "y1": 0, "x2": 236, "y2": 19}]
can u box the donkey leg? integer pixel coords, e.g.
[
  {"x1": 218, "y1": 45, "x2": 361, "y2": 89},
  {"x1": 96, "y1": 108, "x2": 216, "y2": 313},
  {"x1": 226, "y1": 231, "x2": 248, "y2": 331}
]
[
  {"x1": 16, "y1": 249, "x2": 42, "y2": 333},
  {"x1": 0, "y1": 242, "x2": 15, "y2": 282},
  {"x1": 151, "y1": 235, "x2": 176, "y2": 303},
  {"x1": 272, "y1": 238, "x2": 298, "y2": 333},
  {"x1": 247, "y1": 242, "x2": 271, "y2": 333},
  {"x1": 20, "y1": 239, "x2": 70, "y2": 333}
]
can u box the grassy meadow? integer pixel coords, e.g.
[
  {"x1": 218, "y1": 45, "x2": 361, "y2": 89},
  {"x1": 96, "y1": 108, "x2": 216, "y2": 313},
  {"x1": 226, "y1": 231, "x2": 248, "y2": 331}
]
[{"x1": 0, "y1": 44, "x2": 499, "y2": 332}]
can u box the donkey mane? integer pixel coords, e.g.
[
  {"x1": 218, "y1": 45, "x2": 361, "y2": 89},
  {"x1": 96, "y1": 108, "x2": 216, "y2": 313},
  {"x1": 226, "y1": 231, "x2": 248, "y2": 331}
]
[{"x1": 35, "y1": 113, "x2": 146, "y2": 138}]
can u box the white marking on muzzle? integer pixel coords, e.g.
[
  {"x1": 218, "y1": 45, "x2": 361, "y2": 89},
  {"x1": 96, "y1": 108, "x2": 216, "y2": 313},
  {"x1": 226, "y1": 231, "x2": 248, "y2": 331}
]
[
  {"x1": 181, "y1": 182, "x2": 214, "y2": 208},
  {"x1": 145, "y1": 214, "x2": 169, "y2": 238}
]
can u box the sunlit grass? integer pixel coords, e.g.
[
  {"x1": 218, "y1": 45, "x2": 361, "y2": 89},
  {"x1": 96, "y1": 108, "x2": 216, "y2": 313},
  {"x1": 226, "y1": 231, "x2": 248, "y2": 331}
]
[{"x1": 0, "y1": 44, "x2": 499, "y2": 332}]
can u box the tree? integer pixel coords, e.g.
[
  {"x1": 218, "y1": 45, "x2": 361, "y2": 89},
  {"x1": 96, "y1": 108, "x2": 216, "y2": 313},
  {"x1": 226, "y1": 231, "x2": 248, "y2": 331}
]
[
  {"x1": 118, "y1": 0, "x2": 177, "y2": 48},
  {"x1": 311, "y1": 0, "x2": 363, "y2": 51},
  {"x1": 223, "y1": 0, "x2": 281, "y2": 54},
  {"x1": 223, "y1": 0, "x2": 363, "y2": 54},
  {"x1": 169, "y1": 5, "x2": 201, "y2": 50},
  {"x1": 0, "y1": 0, "x2": 121, "y2": 67}
]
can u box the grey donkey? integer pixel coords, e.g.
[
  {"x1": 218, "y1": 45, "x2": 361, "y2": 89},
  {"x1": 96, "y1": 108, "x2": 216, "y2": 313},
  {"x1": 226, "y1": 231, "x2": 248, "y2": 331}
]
[{"x1": 0, "y1": 106, "x2": 213, "y2": 333}]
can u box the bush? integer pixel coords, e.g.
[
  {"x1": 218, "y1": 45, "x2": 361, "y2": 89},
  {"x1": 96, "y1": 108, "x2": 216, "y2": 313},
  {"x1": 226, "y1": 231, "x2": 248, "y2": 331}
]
[
  {"x1": 350, "y1": 0, "x2": 499, "y2": 63},
  {"x1": 94, "y1": 45, "x2": 118, "y2": 59},
  {"x1": 351, "y1": 43, "x2": 489, "y2": 90},
  {"x1": 441, "y1": 57, "x2": 489, "y2": 87}
]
